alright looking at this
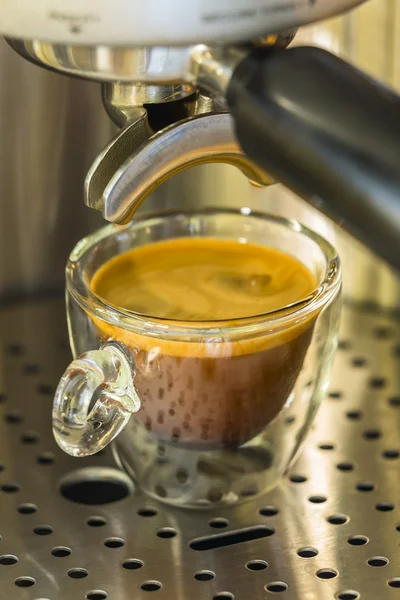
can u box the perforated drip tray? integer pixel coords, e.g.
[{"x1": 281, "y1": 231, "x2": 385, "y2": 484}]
[{"x1": 0, "y1": 299, "x2": 400, "y2": 600}]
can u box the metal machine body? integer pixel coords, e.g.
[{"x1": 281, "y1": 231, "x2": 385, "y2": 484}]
[
  {"x1": 3, "y1": 0, "x2": 400, "y2": 273},
  {"x1": 0, "y1": 0, "x2": 363, "y2": 45},
  {"x1": 0, "y1": 3, "x2": 400, "y2": 600}
]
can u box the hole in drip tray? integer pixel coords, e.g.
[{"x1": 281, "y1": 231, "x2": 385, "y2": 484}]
[
  {"x1": 86, "y1": 592, "x2": 108, "y2": 600},
  {"x1": 59, "y1": 468, "x2": 132, "y2": 505},
  {"x1": 327, "y1": 514, "x2": 349, "y2": 525},
  {"x1": 7, "y1": 343, "x2": 24, "y2": 356},
  {"x1": 0, "y1": 554, "x2": 18, "y2": 565},
  {"x1": 246, "y1": 560, "x2": 268, "y2": 570},
  {"x1": 37, "y1": 383, "x2": 54, "y2": 395},
  {"x1": 336, "y1": 462, "x2": 355, "y2": 472},
  {"x1": 190, "y1": 525, "x2": 275, "y2": 551},
  {"x1": 367, "y1": 556, "x2": 389, "y2": 567},
  {"x1": 375, "y1": 502, "x2": 394, "y2": 512},
  {"x1": 23, "y1": 364, "x2": 40, "y2": 375},
  {"x1": 347, "y1": 535, "x2": 368, "y2": 546},
  {"x1": 297, "y1": 547, "x2": 318, "y2": 558},
  {"x1": 369, "y1": 377, "x2": 386, "y2": 389},
  {"x1": 86, "y1": 516, "x2": 107, "y2": 527},
  {"x1": 259, "y1": 505, "x2": 279, "y2": 516},
  {"x1": 17, "y1": 503, "x2": 37, "y2": 514},
  {"x1": 68, "y1": 568, "x2": 88, "y2": 579},
  {"x1": 21, "y1": 431, "x2": 40, "y2": 444},
  {"x1": 14, "y1": 576, "x2": 35, "y2": 587},
  {"x1": 265, "y1": 582, "x2": 288, "y2": 592},
  {"x1": 86, "y1": 590, "x2": 108, "y2": 600},
  {"x1": 33, "y1": 525, "x2": 53, "y2": 536},
  {"x1": 209, "y1": 518, "x2": 229, "y2": 529},
  {"x1": 389, "y1": 396, "x2": 400, "y2": 407},
  {"x1": 308, "y1": 495, "x2": 327, "y2": 504},
  {"x1": 383, "y1": 449, "x2": 400, "y2": 459},
  {"x1": 157, "y1": 528, "x2": 177, "y2": 539},
  {"x1": 289, "y1": 474, "x2": 307, "y2": 483},
  {"x1": 1, "y1": 482, "x2": 20, "y2": 493},
  {"x1": 388, "y1": 579, "x2": 400, "y2": 588},
  {"x1": 51, "y1": 547, "x2": 72, "y2": 557},
  {"x1": 352, "y1": 357, "x2": 367, "y2": 367},
  {"x1": 194, "y1": 570, "x2": 215, "y2": 581},
  {"x1": 213, "y1": 594, "x2": 234, "y2": 600},
  {"x1": 138, "y1": 508, "x2": 157, "y2": 517},
  {"x1": 363, "y1": 429, "x2": 381, "y2": 440},
  {"x1": 316, "y1": 569, "x2": 338, "y2": 580},
  {"x1": 37, "y1": 452, "x2": 55, "y2": 465},
  {"x1": 346, "y1": 410, "x2": 362, "y2": 420},
  {"x1": 319, "y1": 443, "x2": 335, "y2": 450},
  {"x1": 5, "y1": 410, "x2": 23, "y2": 424},
  {"x1": 141, "y1": 581, "x2": 162, "y2": 592},
  {"x1": 356, "y1": 481, "x2": 375, "y2": 492},
  {"x1": 104, "y1": 537, "x2": 124, "y2": 548},
  {"x1": 373, "y1": 326, "x2": 392, "y2": 339},
  {"x1": 122, "y1": 559, "x2": 143, "y2": 570},
  {"x1": 338, "y1": 340, "x2": 350, "y2": 350},
  {"x1": 336, "y1": 591, "x2": 360, "y2": 600}
]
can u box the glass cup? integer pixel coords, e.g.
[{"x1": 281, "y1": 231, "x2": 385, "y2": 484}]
[{"x1": 53, "y1": 208, "x2": 341, "y2": 508}]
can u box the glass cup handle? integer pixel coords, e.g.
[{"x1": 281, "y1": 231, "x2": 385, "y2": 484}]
[{"x1": 52, "y1": 341, "x2": 141, "y2": 457}]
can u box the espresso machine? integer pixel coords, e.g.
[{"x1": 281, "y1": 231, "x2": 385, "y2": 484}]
[
  {"x1": 0, "y1": 1, "x2": 400, "y2": 599},
  {"x1": 3, "y1": 0, "x2": 400, "y2": 269}
]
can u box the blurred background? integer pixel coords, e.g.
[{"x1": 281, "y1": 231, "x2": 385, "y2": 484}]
[{"x1": 1, "y1": 0, "x2": 398, "y2": 307}]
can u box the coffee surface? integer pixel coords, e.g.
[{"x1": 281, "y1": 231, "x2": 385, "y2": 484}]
[{"x1": 91, "y1": 238, "x2": 316, "y2": 321}]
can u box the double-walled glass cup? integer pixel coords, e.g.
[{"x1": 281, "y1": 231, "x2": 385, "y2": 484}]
[{"x1": 53, "y1": 208, "x2": 341, "y2": 508}]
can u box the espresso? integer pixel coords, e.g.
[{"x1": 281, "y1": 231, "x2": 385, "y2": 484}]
[
  {"x1": 92, "y1": 238, "x2": 315, "y2": 320},
  {"x1": 91, "y1": 238, "x2": 317, "y2": 449}
]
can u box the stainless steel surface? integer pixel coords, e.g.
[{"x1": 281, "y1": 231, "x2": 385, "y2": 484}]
[
  {"x1": 0, "y1": 38, "x2": 112, "y2": 302},
  {"x1": 85, "y1": 109, "x2": 152, "y2": 212},
  {"x1": 102, "y1": 84, "x2": 194, "y2": 126},
  {"x1": 187, "y1": 46, "x2": 248, "y2": 104},
  {"x1": 0, "y1": 297, "x2": 399, "y2": 599},
  {"x1": 5, "y1": 41, "x2": 208, "y2": 84},
  {"x1": 90, "y1": 114, "x2": 271, "y2": 223},
  {"x1": 5, "y1": 41, "x2": 249, "y2": 96}
]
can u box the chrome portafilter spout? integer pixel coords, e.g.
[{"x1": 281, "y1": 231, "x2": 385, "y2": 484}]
[
  {"x1": 85, "y1": 90, "x2": 272, "y2": 223},
  {"x1": 83, "y1": 39, "x2": 284, "y2": 223},
  {"x1": 83, "y1": 36, "x2": 292, "y2": 224}
]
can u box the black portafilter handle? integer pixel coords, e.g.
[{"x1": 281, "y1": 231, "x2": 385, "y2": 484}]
[{"x1": 227, "y1": 46, "x2": 400, "y2": 273}]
